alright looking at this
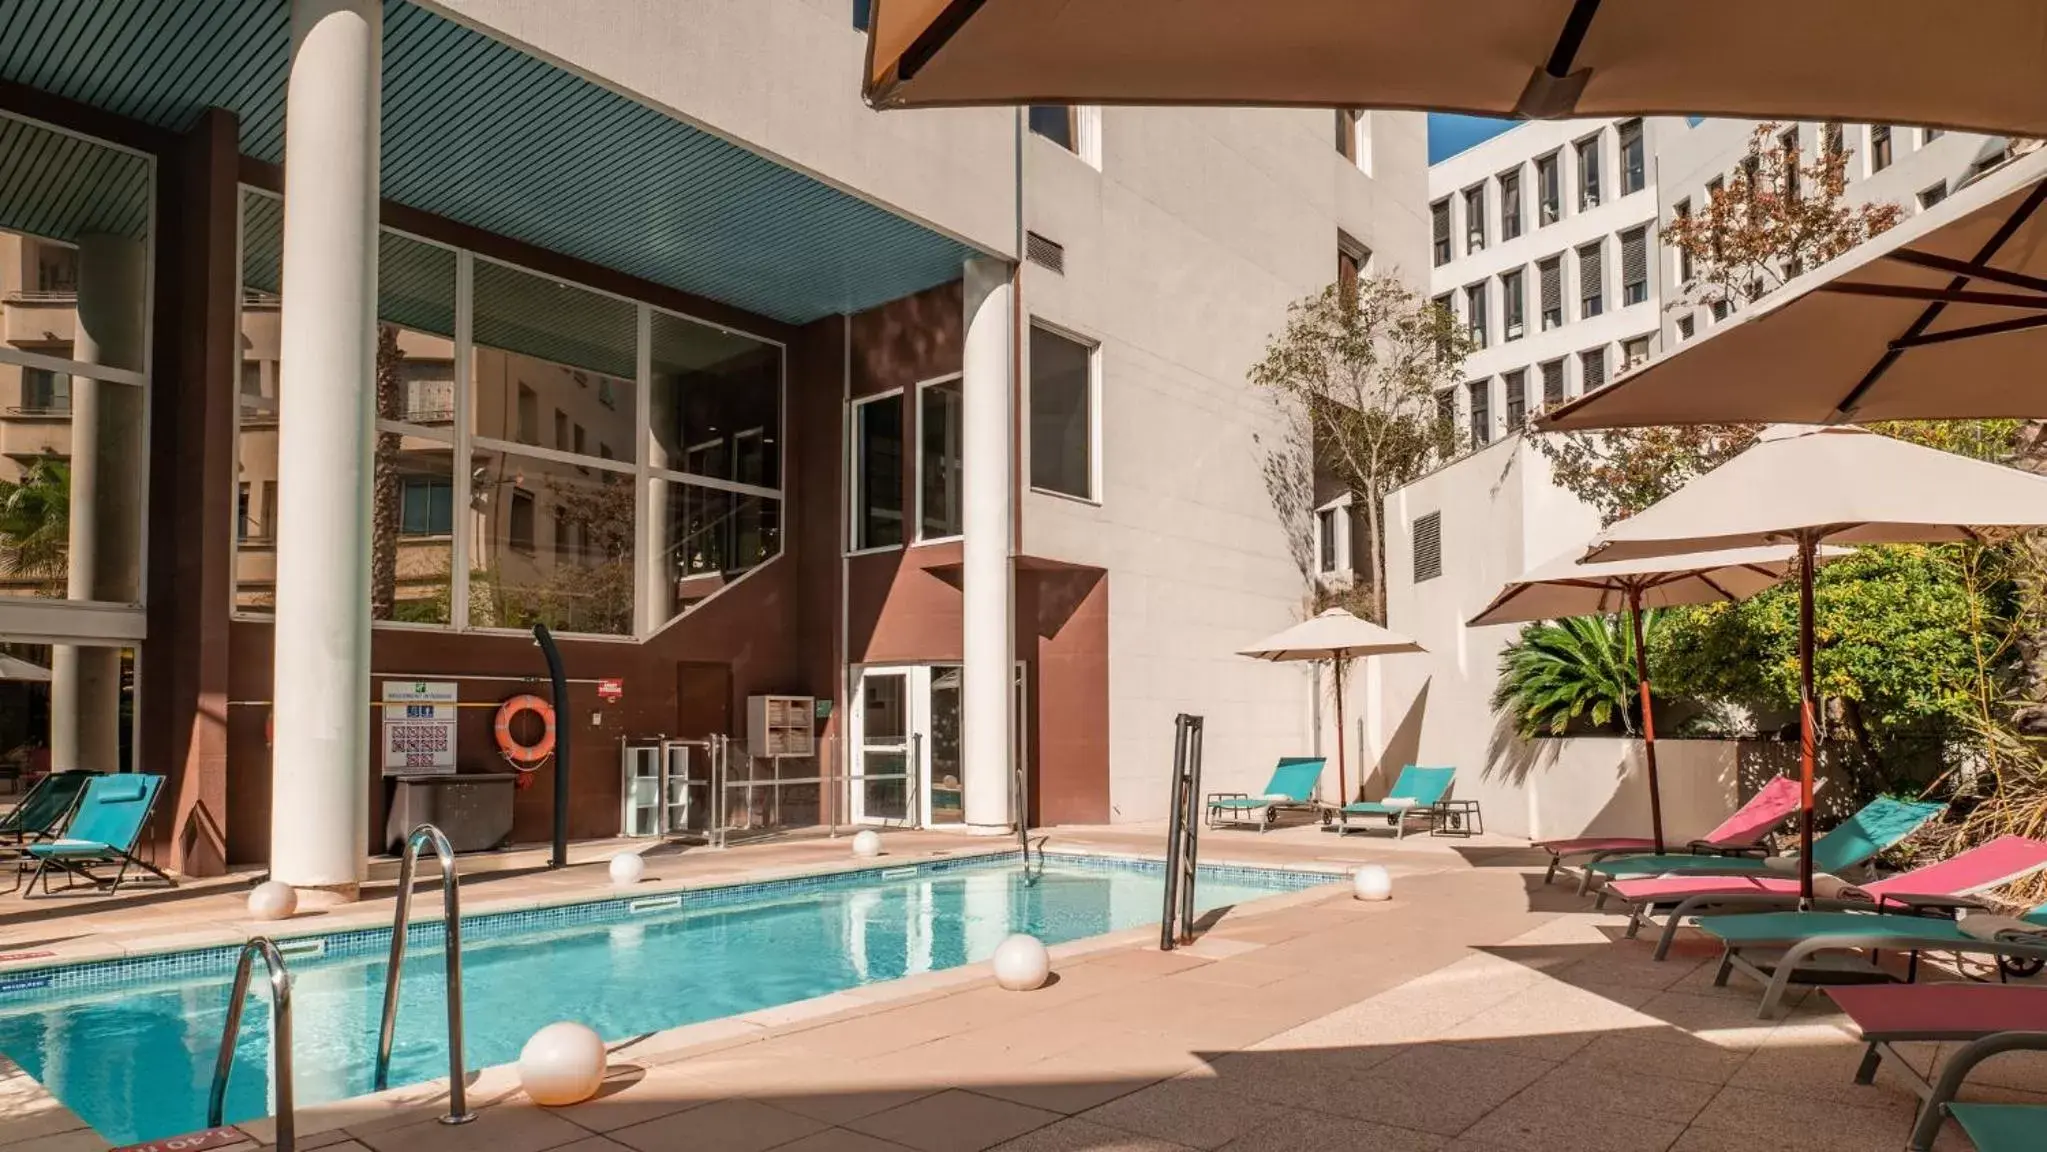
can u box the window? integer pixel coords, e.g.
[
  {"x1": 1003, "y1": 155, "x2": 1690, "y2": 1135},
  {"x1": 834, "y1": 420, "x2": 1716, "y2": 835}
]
[
  {"x1": 1435, "y1": 388, "x2": 1456, "y2": 431},
  {"x1": 30, "y1": 239, "x2": 77, "y2": 295},
  {"x1": 1870, "y1": 125, "x2": 1893, "y2": 173},
  {"x1": 1502, "y1": 268, "x2": 1525, "y2": 340},
  {"x1": 1738, "y1": 152, "x2": 1760, "y2": 200},
  {"x1": 1464, "y1": 283, "x2": 1487, "y2": 349},
  {"x1": 1619, "y1": 119, "x2": 1645, "y2": 195},
  {"x1": 1538, "y1": 256, "x2": 1563, "y2": 330},
  {"x1": 508, "y1": 489, "x2": 536, "y2": 552},
  {"x1": 1499, "y1": 168, "x2": 1523, "y2": 240},
  {"x1": 516, "y1": 384, "x2": 539, "y2": 445},
  {"x1": 1673, "y1": 199, "x2": 1694, "y2": 283},
  {"x1": 400, "y1": 477, "x2": 454, "y2": 536},
  {"x1": 237, "y1": 483, "x2": 251, "y2": 543},
  {"x1": 1711, "y1": 298, "x2": 1731, "y2": 323},
  {"x1": 553, "y1": 410, "x2": 569, "y2": 451},
  {"x1": 1317, "y1": 507, "x2": 1340, "y2": 573},
  {"x1": 1503, "y1": 370, "x2": 1527, "y2": 429},
  {"x1": 853, "y1": 0, "x2": 870, "y2": 30},
  {"x1": 1823, "y1": 122, "x2": 1845, "y2": 166},
  {"x1": 1464, "y1": 185, "x2": 1487, "y2": 254},
  {"x1": 1540, "y1": 360, "x2": 1565, "y2": 407},
  {"x1": 20, "y1": 367, "x2": 70, "y2": 413},
  {"x1": 401, "y1": 362, "x2": 454, "y2": 423},
  {"x1": 1576, "y1": 134, "x2": 1602, "y2": 210},
  {"x1": 1581, "y1": 347, "x2": 1609, "y2": 392},
  {"x1": 1030, "y1": 106, "x2": 1101, "y2": 166},
  {"x1": 1029, "y1": 324, "x2": 1096, "y2": 500},
  {"x1": 1780, "y1": 128, "x2": 1800, "y2": 201},
  {"x1": 1923, "y1": 126, "x2": 1945, "y2": 146},
  {"x1": 1431, "y1": 199, "x2": 1451, "y2": 266},
  {"x1": 1620, "y1": 227, "x2": 1649, "y2": 306},
  {"x1": 1919, "y1": 183, "x2": 1949, "y2": 210},
  {"x1": 1677, "y1": 314, "x2": 1696, "y2": 341},
  {"x1": 1335, "y1": 109, "x2": 1359, "y2": 160},
  {"x1": 1413, "y1": 511, "x2": 1442, "y2": 583},
  {"x1": 1621, "y1": 335, "x2": 1652, "y2": 371},
  {"x1": 1467, "y1": 380, "x2": 1491, "y2": 448},
  {"x1": 1536, "y1": 152, "x2": 1561, "y2": 225},
  {"x1": 918, "y1": 375, "x2": 964, "y2": 540},
  {"x1": 1577, "y1": 239, "x2": 1604, "y2": 318},
  {"x1": 852, "y1": 392, "x2": 905, "y2": 550},
  {"x1": 1029, "y1": 105, "x2": 1075, "y2": 150},
  {"x1": 1336, "y1": 235, "x2": 1370, "y2": 305}
]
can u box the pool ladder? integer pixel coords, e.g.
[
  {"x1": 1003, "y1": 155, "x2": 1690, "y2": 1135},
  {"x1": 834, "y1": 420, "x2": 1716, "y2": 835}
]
[
  {"x1": 207, "y1": 937, "x2": 296, "y2": 1151},
  {"x1": 375, "y1": 823, "x2": 476, "y2": 1126}
]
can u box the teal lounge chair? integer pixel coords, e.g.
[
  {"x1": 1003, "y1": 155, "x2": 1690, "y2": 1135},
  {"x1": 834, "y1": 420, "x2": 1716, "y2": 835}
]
[
  {"x1": 1206, "y1": 757, "x2": 1327, "y2": 831},
  {"x1": 1909, "y1": 1032, "x2": 2047, "y2": 1151},
  {"x1": 1337, "y1": 765, "x2": 1456, "y2": 838},
  {"x1": 1, "y1": 771, "x2": 94, "y2": 894},
  {"x1": 25, "y1": 773, "x2": 172, "y2": 896},
  {"x1": 1581, "y1": 795, "x2": 1944, "y2": 898},
  {"x1": 1699, "y1": 902, "x2": 2047, "y2": 1018}
]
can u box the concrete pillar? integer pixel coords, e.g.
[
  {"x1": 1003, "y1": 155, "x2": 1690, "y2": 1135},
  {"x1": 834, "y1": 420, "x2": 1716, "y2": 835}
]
[
  {"x1": 49, "y1": 233, "x2": 147, "y2": 773},
  {"x1": 269, "y1": 0, "x2": 380, "y2": 897},
  {"x1": 960, "y1": 258, "x2": 1014, "y2": 834}
]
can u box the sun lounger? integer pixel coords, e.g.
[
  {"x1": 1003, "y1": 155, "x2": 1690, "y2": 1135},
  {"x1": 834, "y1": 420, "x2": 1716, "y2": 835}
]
[
  {"x1": 24, "y1": 773, "x2": 173, "y2": 896},
  {"x1": 1827, "y1": 984, "x2": 2047, "y2": 1101},
  {"x1": 1608, "y1": 835, "x2": 2047, "y2": 960},
  {"x1": 1906, "y1": 1030, "x2": 2047, "y2": 1151},
  {"x1": 1336, "y1": 765, "x2": 1455, "y2": 838},
  {"x1": 0, "y1": 771, "x2": 94, "y2": 894},
  {"x1": 1698, "y1": 903, "x2": 2047, "y2": 1018},
  {"x1": 1535, "y1": 775, "x2": 1802, "y2": 885},
  {"x1": 1578, "y1": 795, "x2": 1945, "y2": 897},
  {"x1": 1205, "y1": 756, "x2": 1327, "y2": 831}
]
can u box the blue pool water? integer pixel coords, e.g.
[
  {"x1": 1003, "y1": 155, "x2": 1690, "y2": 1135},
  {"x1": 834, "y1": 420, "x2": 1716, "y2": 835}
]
[{"x1": 0, "y1": 854, "x2": 1329, "y2": 1142}]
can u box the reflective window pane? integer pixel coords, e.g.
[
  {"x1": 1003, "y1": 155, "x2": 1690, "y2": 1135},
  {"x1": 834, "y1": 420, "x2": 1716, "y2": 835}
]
[
  {"x1": 649, "y1": 310, "x2": 781, "y2": 488},
  {"x1": 652, "y1": 480, "x2": 781, "y2": 622},
  {"x1": 918, "y1": 377, "x2": 962, "y2": 539},
  {"x1": 372, "y1": 439, "x2": 454, "y2": 625},
  {"x1": 1029, "y1": 326, "x2": 1094, "y2": 499},
  {"x1": 853, "y1": 394, "x2": 903, "y2": 549},
  {"x1": 234, "y1": 191, "x2": 282, "y2": 613},
  {"x1": 0, "y1": 371, "x2": 144, "y2": 604},
  {"x1": 468, "y1": 447, "x2": 634, "y2": 636},
  {"x1": 0, "y1": 642, "x2": 136, "y2": 778},
  {"x1": 471, "y1": 260, "x2": 635, "y2": 461}
]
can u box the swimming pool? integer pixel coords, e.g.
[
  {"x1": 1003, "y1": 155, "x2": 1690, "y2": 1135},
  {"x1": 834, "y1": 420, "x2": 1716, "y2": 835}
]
[{"x1": 0, "y1": 852, "x2": 1335, "y2": 1143}]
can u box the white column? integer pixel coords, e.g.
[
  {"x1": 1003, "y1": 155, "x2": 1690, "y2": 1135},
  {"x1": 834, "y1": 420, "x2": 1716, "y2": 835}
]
[
  {"x1": 49, "y1": 233, "x2": 146, "y2": 773},
  {"x1": 960, "y1": 258, "x2": 1015, "y2": 834},
  {"x1": 270, "y1": 0, "x2": 380, "y2": 896}
]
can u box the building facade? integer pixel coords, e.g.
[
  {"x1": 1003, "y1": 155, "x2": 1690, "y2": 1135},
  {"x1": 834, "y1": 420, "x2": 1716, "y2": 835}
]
[{"x1": 0, "y1": 0, "x2": 1426, "y2": 880}]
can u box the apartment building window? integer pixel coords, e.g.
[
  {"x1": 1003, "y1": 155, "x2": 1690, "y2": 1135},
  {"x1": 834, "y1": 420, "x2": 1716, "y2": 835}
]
[
  {"x1": 1538, "y1": 256, "x2": 1563, "y2": 330},
  {"x1": 1499, "y1": 168, "x2": 1523, "y2": 240},
  {"x1": 1540, "y1": 359, "x2": 1565, "y2": 407},
  {"x1": 1030, "y1": 324, "x2": 1098, "y2": 500},
  {"x1": 1464, "y1": 185, "x2": 1487, "y2": 254},
  {"x1": 1672, "y1": 199, "x2": 1695, "y2": 283},
  {"x1": 29, "y1": 239, "x2": 78, "y2": 295},
  {"x1": 400, "y1": 477, "x2": 455, "y2": 536},
  {"x1": 1412, "y1": 511, "x2": 1442, "y2": 583},
  {"x1": 1870, "y1": 125, "x2": 1893, "y2": 173},
  {"x1": 1620, "y1": 227, "x2": 1649, "y2": 306},
  {"x1": 1337, "y1": 235, "x2": 1370, "y2": 304},
  {"x1": 1677, "y1": 314, "x2": 1696, "y2": 341},
  {"x1": 1738, "y1": 152, "x2": 1761, "y2": 200},
  {"x1": 1464, "y1": 282, "x2": 1488, "y2": 349},
  {"x1": 508, "y1": 489, "x2": 536, "y2": 553},
  {"x1": 1502, "y1": 268, "x2": 1525, "y2": 341},
  {"x1": 1919, "y1": 182, "x2": 1949, "y2": 210},
  {"x1": 852, "y1": 392, "x2": 905, "y2": 550},
  {"x1": 919, "y1": 375, "x2": 964, "y2": 540},
  {"x1": 1577, "y1": 239, "x2": 1604, "y2": 318},
  {"x1": 1621, "y1": 335, "x2": 1652, "y2": 371},
  {"x1": 1317, "y1": 506, "x2": 1340, "y2": 573},
  {"x1": 1467, "y1": 380, "x2": 1491, "y2": 449},
  {"x1": 1823, "y1": 122, "x2": 1845, "y2": 166},
  {"x1": 516, "y1": 383, "x2": 539, "y2": 445},
  {"x1": 853, "y1": 0, "x2": 870, "y2": 30},
  {"x1": 1435, "y1": 388, "x2": 1456, "y2": 432},
  {"x1": 1711, "y1": 298, "x2": 1731, "y2": 323},
  {"x1": 1705, "y1": 176, "x2": 1727, "y2": 260},
  {"x1": 1576, "y1": 134, "x2": 1602, "y2": 210},
  {"x1": 1431, "y1": 199, "x2": 1452, "y2": 266},
  {"x1": 1335, "y1": 109, "x2": 1367, "y2": 165},
  {"x1": 1619, "y1": 119, "x2": 1645, "y2": 195},
  {"x1": 1581, "y1": 347, "x2": 1609, "y2": 391},
  {"x1": 1780, "y1": 128, "x2": 1801, "y2": 201},
  {"x1": 1029, "y1": 105, "x2": 1075, "y2": 150},
  {"x1": 1503, "y1": 370, "x2": 1527, "y2": 429},
  {"x1": 1536, "y1": 152, "x2": 1561, "y2": 225},
  {"x1": 237, "y1": 483, "x2": 252, "y2": 543},
  {"x1": 21, "y1": 367, "x2": 70, "y2": 413},
  {"x1": 1922, "y1": 126, "x2": 1945, "y2": 146}
]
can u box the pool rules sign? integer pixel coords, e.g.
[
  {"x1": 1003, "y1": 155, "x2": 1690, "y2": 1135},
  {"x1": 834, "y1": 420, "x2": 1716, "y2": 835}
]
[{"x1": 382, "y1": 680, "x2": 458, "y2": 776}]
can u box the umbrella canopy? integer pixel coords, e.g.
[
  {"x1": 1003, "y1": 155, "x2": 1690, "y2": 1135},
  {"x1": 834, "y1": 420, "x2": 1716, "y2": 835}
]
[
  {"x1": 1541, "y1": 148, "x2": 2047, "y2": 430},
  {"x1": 1582, "y1": 425, "x2": 2047, "y2": 897},
  {"x1": 1239, "y1": 609, "x2": 1424, "y2": 804},
  {"x1": 862, "y1": 0, "x2": 2047, "y2": 137},
  {"x1": 0, "y1": 653, "x2": 50, "y2": 682}
]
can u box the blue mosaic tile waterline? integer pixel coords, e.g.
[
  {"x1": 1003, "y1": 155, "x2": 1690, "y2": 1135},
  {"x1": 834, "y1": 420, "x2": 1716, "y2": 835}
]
[{"x1": 0, "y1": 852, "x2": 1338, "y2": 1142}]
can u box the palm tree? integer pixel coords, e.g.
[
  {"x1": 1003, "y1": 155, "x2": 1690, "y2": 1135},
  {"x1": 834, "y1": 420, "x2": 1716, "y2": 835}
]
[
  {"x1": 0, "y1": 454, "x2": 70, "y2": 594},
  {"x1": 1491, "y1": 613, "x2": 1656, "y2": 737}
]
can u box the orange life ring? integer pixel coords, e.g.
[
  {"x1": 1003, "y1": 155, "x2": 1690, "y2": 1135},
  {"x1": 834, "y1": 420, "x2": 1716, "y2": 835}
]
[{"x1": 494, "y1": 695, "x2": 556, "y2": 765}]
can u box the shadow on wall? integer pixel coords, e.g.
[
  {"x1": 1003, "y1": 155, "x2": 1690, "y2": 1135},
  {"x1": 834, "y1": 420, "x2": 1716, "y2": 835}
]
[
  {"x1": 1363, "y1": 678, "x2": 1428, "y2": 801},
  {"x1": 1481, "y1": 705, "x2": 1552, "y2": 788}
]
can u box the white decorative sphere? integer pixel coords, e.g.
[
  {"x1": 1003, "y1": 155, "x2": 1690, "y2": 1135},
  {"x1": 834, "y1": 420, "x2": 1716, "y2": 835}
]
[
  {"x1": 247, "y1": 880, "x2": 298, "y2": 921},
  {"x1": 608, "y1": 853, "x2": 646, "y2": 888},
  {"x1": 852, "y1": 830, "x2": 884, "y2": 858},
  {"x1": 518, "y1": 1022, "x2": 607, "y2": 1106},
  {"x1": 991, "y1": 933, "x2": 1052, "y2": 991},
  {"x1": 1352, "y1": 865, "x2": 1393, "y2": 902}
]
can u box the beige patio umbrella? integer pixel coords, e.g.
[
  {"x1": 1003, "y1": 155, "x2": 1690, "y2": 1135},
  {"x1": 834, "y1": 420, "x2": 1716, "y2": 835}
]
[
  {"x1": 1469, "y1": 545, "x2": 1837, "y2": 853},
  {"x1": 1238, "y1": 609, "x2": 1425, "y2": 805},
  {"x1": 862, "y1": 0, "x2": 2047, "y2": 137},
  {"x1": 1541, "y1": 147, "x2": 2047, "y2": 431},
  {"x1": 1585, "y1": 425, "x2": 2047, "y2": 898}
]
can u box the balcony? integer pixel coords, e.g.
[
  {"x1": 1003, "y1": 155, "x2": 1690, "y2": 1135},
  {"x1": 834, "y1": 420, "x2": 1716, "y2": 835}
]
[{"x1": 3, "y1": 294, "x2": 77, "y2": 347}]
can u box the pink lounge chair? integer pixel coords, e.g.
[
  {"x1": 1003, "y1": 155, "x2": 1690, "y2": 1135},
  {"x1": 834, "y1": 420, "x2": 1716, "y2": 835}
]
[
  {"x1": 1828, "y1": 984, "x2": 2047, "y2": 1096},
  {"x1": 1605, "y1": 834, "x2": 2047, "y2": 960},
  {"x1": 1534, "y1": 775, "x2": 1803, "y2": 886}
]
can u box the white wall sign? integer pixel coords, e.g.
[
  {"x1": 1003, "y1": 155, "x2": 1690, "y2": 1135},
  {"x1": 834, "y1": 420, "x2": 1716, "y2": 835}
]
[{"x1": 381, "y1": 681, "x2": 458, "y2": 776}]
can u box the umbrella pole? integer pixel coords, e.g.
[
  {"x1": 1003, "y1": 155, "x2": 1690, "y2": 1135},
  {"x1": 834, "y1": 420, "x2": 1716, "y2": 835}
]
[
  {"x1": 1627, "y1": 587, "x2": 1666, "y2": 855},
  {"x1": 1796, "y1": 533, "x2": 1818, "y2": 904},
  {"x1": 1333, "y1": 656, "x2": 1349, "y2": 803}
]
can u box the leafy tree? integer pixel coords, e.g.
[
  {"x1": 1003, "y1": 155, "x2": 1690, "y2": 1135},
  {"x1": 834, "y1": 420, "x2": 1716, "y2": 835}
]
[
  {"x1": 371, "y1": 323, "x2": 404, "y2": 621},
  {"x1": 1248, "y1": 274, "x2": 1470, "y2": 620},
  {"x1": 0, "y1": 454, "x2": 70, "y2": 594},
  {"x1": 1492, "y1": 612, "x2": 1657, "y2": 737}
]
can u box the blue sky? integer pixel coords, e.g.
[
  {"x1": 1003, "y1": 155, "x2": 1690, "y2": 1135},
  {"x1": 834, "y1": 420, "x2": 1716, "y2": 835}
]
[{"x1": 1427, "y1": 114, "x2": 1519, "y2": 164}]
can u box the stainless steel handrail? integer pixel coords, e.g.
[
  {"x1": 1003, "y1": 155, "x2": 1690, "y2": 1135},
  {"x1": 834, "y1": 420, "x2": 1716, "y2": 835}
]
[
  {"x1": 374, "y1": 824, "x2": 475, "y2": 1125},
  {"x1": 208, "y1": 937, "x2": 294, "y2": 1150}
]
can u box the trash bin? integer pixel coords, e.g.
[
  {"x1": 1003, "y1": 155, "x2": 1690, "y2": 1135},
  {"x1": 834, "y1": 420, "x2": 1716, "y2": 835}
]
[{"x1": 385, "y1": 774, "x2": 516, "y2": 854}]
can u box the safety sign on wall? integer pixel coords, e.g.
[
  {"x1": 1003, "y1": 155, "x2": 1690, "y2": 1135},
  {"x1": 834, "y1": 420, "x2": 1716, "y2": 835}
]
[{"x1": 382, "y1": 680, "x2": 458, "y2": 776}]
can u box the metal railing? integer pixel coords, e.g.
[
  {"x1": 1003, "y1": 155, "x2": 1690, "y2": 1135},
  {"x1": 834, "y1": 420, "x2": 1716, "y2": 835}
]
[
  {"x1": 208, "y1": 938, "x2": 295, "y2": 1151},
  {"x1": 1159, "y1": 714, "x2": 1206, "y2": 950},
  {"x1": 375, "y1": 824, "x2": 475, "y2": 1126}
]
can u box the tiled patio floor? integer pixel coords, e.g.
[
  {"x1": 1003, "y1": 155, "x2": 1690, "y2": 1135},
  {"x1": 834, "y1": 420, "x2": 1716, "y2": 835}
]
[{"x1": 4, "y1": 823, "x2": 2042, "y2": 1151}]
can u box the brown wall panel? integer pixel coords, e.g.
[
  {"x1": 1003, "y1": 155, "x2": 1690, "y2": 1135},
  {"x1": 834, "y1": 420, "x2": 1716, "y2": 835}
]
[{"x1": 1029, "y1": 567, "x2": 1111, "y2": 826}]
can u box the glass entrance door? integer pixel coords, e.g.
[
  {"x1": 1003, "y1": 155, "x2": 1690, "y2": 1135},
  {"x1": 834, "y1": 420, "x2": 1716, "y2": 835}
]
[{"x1": 851, "y1": 668, "x2": 914, "y2": 826}]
